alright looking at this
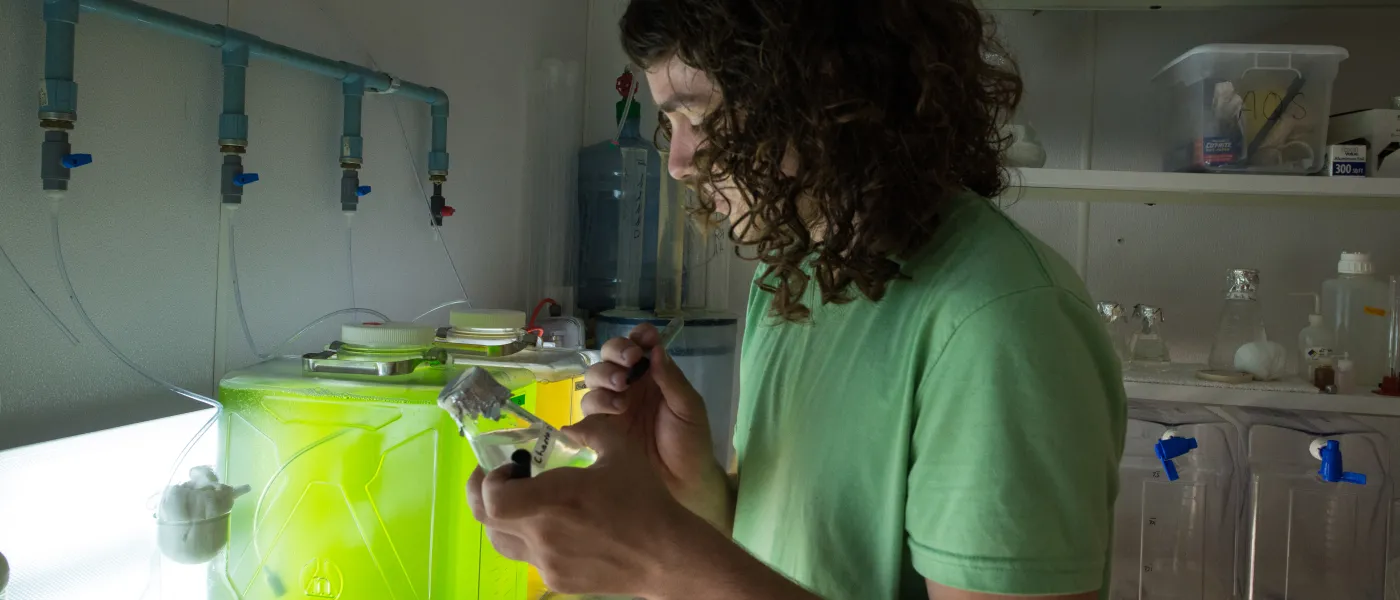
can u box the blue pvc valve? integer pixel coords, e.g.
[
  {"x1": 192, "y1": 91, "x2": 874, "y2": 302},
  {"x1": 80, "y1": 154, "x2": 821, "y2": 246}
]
[
  {"x1": 356, "y1": 185, "x2": 372, "y2": 197},
  {"x1": 233, "y1": 173, "x2": 260, "y2": 186},
  {"x1": 1154, "y1": 435, "x2": 1197, "y2": 482},
  {"x1": 1318, "y1": 440, "x2": 1367, "y2": 485},
  {"x1": 61, "y1": 153, "x2": 93, "y2": 169}
]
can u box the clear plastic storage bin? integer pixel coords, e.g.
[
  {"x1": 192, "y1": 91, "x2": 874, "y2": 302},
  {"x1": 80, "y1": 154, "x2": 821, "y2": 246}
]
[
  {"x1": 1153, "y1": 44, "x2": 1348, "y2": 175},
  {"x1": 1236, "y1": 414, "x2": 1390, "y2": 600},
  {"x1": 1112, "y1": 404, "x2": 1243, "y2": 600}
]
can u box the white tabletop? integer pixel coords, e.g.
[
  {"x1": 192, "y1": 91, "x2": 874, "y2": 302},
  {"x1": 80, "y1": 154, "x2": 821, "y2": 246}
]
[{"x1": 0, "y1": 409, "x2": 218, "y2": 600}]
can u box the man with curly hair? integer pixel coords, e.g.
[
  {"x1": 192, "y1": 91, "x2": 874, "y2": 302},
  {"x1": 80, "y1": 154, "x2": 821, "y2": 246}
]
[{"x1": 468, "y1": 1, "x2": 1126, "y2": 598}]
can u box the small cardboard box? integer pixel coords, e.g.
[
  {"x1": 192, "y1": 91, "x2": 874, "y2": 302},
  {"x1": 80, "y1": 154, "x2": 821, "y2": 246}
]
[
  {"x1": 1328, "y1": 109, "x2": 1400, "y2": 177},
  {"x1": 1327, "y1": 144, "x2": 1367, "y2": 177}
]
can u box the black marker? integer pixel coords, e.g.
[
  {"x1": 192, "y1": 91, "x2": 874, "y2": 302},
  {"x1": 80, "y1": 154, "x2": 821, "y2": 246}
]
[
  {"x1": 625, "y1": 316, "x2": 684, "y2": 384},
  {"x1": 510, "y1": 449, "x2": 532, "y2": 479}
]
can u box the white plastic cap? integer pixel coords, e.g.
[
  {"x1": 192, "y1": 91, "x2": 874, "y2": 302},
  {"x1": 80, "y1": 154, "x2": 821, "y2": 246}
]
[
  {"x1": 1337, "y1": 357, "x2": 1354, "y2": 371},
  {"x1": 1338, "y1": 252, "x2": 1374, "y2": 275},
  {"x1": 1309, "y1": 438, "x2": 1329, "y2": 461},
  {"x1": 451, "y1": 309, "x2": 527, "y2": 331},
  {"x1": 340, "y1": 322, "x2": 437, "y2": 348}
]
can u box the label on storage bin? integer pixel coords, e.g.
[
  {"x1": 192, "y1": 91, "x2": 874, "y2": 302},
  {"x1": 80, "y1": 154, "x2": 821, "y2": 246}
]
[{"x1": 1198, "y1": 136, "x2": 1239, "y2": 167}]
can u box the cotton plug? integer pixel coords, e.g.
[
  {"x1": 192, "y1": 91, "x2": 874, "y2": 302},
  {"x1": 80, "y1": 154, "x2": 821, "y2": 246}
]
[
  {"x1": 1234, "y1": 340, "x2": 1288, "y2": 381},
  {"x1": 156, "y1": 466, "x2": 250, "y2": 564}
]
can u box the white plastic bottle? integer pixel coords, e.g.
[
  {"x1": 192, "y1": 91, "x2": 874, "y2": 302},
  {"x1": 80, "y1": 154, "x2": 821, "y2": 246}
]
[
  {"x1": 1336, "y1": 355, "x2": 1357, "y2": 395},
  {"x1": 1294, "y1": 293, "x2": 1335, "y2": 381},
  {"x1": 1321, "y1": 252, "x2": 1390, "y2": 391}
]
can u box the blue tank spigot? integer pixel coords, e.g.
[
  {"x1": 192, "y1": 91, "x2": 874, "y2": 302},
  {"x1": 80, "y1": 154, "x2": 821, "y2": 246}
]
[
  {"x1": 356, "y1": 185, "x2": 371, "y2": 197},
  {"x1": 232, "y1": 173, "x2": 259, "y2": 186},
  {"x1": 60, "y1": 153, "x2": 92, "y2": 169},
  {"x1": 1154, "y1": 435, "x2": 1197, "y2": 482},
  {"x1": 1317, "y1": 440, "x2": 1367, "y2": 485}
]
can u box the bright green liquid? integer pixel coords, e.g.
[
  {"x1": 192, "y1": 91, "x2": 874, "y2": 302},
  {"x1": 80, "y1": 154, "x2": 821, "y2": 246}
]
[{"x1": 215, "y1": 359, "x2": 538, "y2": 600}]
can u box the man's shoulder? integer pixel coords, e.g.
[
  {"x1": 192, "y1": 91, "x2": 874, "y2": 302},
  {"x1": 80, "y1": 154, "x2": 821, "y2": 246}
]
[{"x1": 893, "y1": 194, "x2": 1092, "y2": 319}]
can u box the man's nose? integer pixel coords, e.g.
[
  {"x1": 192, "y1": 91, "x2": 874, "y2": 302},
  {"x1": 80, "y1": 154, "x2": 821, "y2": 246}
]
[{"x1": 668, "y1": 134, "x2": 698, "y2": 181}]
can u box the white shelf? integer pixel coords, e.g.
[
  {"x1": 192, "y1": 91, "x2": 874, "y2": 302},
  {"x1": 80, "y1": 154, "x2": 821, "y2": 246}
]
[
  {"x1": 981, "y1": 0, "x2": 1400, "y2": 9},
  {"x1": 1008, "y1": 168, "x2": 1400, "y2": 209},
  {"x1": 1124, "y1": 363, "x2": 1400, "y2": 417}
]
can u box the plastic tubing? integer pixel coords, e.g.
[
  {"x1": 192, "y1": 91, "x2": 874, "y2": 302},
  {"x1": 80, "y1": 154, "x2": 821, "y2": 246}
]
[
  {"x1": 226, "y1": 207, "x2": 389, "y2": 359},
  {"x1": 345, "y1": 213, "x2": 356, "y2": 315},
  {"x1": 51, "y1": 197, "x2": 219, "y2": 410},
  {"x1": 413, "y1": 298, "x2": 473, "y2": 322},
  {"x1": 249, "y1": 427, "x2": 350, "y2": 588},
  {"x1": 49, "y1": 195, "x2": 223, "y2": 512},
  {"x1": 0, "y1": 238, "x2": 80, "y2": 344}
]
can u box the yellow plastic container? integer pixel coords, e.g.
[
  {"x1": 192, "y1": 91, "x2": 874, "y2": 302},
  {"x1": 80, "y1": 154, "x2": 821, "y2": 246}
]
[{"x1": 214, "y1": 323, "x2": 537, "y2": 600}]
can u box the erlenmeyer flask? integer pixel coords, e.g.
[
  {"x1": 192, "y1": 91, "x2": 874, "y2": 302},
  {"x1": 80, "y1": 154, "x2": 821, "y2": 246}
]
[
  {"x1": 1097, "y1": 301, "x2": 1129, "y2": 362},
  {"x1": 1207, "y1": 268, "x2": 1269, "y2": 372},
  {"x1": 1129, "y1": 304, "x2": 1172, "y2": 370}
]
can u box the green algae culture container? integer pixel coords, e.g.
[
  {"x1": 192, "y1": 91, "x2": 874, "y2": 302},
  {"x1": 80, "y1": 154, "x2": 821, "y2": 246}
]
[{"x1": 213, "y1": 322, "x2": 533, "y2": 600}]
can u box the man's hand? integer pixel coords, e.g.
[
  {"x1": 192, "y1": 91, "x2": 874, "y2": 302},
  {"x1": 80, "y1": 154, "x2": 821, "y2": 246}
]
[
  {"x1": 467, "y1": 414, "x2": 823, "y2": 600},
  {"x1": 466, "y1": 413, "x2": 699, "y2": 596},
  {"x1": 582, "y1": 323, "x2": 734, "y2": 530}
]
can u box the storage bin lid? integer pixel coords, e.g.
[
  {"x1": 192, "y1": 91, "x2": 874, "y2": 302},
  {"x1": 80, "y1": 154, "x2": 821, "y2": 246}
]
[{"x1": 1153, "y1": 43, "x2": 1348, "y2": 84}]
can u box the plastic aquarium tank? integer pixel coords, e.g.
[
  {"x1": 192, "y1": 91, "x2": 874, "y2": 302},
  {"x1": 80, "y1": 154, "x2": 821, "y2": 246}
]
[
  {"x1": 577, "y1": 95, "x2": 662, "y2": 314},
  {"x1": 213, "y1": 322, "x2": 539, "y2": 600}
]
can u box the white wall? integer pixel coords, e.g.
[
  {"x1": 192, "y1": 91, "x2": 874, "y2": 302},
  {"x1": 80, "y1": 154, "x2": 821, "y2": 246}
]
[
  {"x1": 0, "y1": 0, "x2": 588, "y2": 448},
  {"x1": 586, "y1": 1, "x2": 1400, "y2": 363},
  {"x1": 992, "y1": 7, "x2": 1400, "y2": 363}
]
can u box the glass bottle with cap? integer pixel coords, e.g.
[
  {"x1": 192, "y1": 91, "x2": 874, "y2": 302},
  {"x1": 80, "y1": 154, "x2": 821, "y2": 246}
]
[
  {"x1": 1128, "y1": 304, "x2": 1172, "y2": 370},
  {"x1": 436, "y1": 309, "x2": 595, "y2": 430},
  {"x1": 213, "y1": 321, "x2": 529, "y2": 600},
  {"x1": 1097, "y1": 301, "x2": 1129, "y2": 363},
  {"x1": 1207, "y1": 268, "x2": 1269, "y2": 373}
]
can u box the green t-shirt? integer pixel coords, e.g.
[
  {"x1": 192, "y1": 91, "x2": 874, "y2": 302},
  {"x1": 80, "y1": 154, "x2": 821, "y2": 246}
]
[{"x1": 730, "y1": 195, "x2": 1127, "y2": 599}]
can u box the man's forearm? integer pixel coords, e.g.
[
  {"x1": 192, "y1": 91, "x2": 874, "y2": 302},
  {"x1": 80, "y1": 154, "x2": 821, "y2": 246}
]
[
  {"x1": 652, "y1": 508, "x2": 821, "y2": 600},
  {"x1": 676, "y1": 463, "x2": 737, "y2": 533}
]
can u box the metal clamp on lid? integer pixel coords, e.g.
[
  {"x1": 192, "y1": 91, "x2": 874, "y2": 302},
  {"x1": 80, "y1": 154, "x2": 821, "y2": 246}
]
[{"x1": 303, "y1": 342, "x2": 447, "y2": 377}]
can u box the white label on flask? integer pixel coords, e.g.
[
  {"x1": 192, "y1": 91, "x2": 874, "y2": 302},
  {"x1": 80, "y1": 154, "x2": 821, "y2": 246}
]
[
  {"x1": 531, "y1": 428, "x2": 558, "y2": 470},
  {"x1": 1305, "y1": 347, "x2": 1334, "y2": 361}
]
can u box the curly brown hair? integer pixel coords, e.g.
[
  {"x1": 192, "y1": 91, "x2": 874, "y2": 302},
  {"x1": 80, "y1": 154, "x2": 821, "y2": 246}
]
[{"x1": 621, "y1": 0, "x2": 1022, "y2": 322}]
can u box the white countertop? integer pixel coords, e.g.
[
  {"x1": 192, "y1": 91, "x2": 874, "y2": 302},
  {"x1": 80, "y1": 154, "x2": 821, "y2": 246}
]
[{"x1": 0, "y1": 409, "x2": 218, "y2": 600}]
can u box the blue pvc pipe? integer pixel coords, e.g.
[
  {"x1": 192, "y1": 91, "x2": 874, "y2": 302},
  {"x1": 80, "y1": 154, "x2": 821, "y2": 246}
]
[
  {"x1": 76, "y1": 0, "x2": 448, "y2": 105},
  {"x1": 342, "y1": 76, "x2": 364, "y2": 164},
  {"x1": 41, "y1": 0, "x2": 79, "y2": 119},
  {"x1": 219, "y1": 44, "x2": 249, "y2": 145},
  {"x1": 429, "y1": 103, "x2": 449, "y2": 175},
  {"x1": 71, "y1": 0, "x2": 450, "y2": 174}
]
